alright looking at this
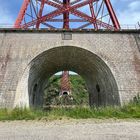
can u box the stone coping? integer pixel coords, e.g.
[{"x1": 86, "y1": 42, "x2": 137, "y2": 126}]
[{"x1": 0, "y1": 28, "x2": 139, "y2": 34}]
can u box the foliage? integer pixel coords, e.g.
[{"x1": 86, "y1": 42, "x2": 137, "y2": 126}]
[
  {"x1": 43, "y1": 75, "x2": 89, "y2": 107},
  {"x1": 0, "y1": 101, "x2": 140, "y2": 121},
  {"x1": 0, "y1": 76, "x2": 139, "y2": 121},
  {"x1": 132, "y1": 94, "x2": 140, "y2": 105}
]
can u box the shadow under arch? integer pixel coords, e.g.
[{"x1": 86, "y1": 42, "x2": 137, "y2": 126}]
[{"x1": 27, "y1": 45, "x2": 120, "y2": 108}]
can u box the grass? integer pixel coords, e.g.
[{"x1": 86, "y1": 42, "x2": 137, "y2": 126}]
[
  {"x1": 44, "y1": 75, "x2": 89, "y2": 106},
  {"x1": 0, "y1": 101, "x2": 140, "y2": 121}
]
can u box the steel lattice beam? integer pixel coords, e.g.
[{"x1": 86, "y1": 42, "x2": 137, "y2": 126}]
[
  {"x1": 14, "y1": 0, "x2": 121, "y2": 98},
  {"x1": 15, "y1": 0, "x2": 120, "y2": 30}
]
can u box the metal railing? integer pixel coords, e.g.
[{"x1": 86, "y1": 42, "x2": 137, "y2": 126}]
[
  {"x1": 120, "y1": 23, "x2": 140, "y2": 30},
  {"x1": 0, "y1": 23, "x2": 140, "y2": 30}
]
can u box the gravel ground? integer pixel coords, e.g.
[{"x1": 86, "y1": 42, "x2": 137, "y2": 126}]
[{"x1": 0, "y1": 119, "x2": 140, "y2": 140}]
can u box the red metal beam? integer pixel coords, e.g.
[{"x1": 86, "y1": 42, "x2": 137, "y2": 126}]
[
  {"x1": 21, "y1": 0, "x2": 97, "y2": 28},
  {"x1": 42, "y1": 0, "x2": 114, "y2": 29},
  {"x1": 47, "y1": 19, "x2": 87, "y2": 22},
  {"x1": 70, "y1": 0, "x2": 82, "y2": 5},
  {"x1": 15, "y1": 0, "x2": 120, "y2": 30},
  {"x1": 25, "y1": 12, "x2": 56, "y2": 28},
  {"x1": 44, "y1": 0, "x2": 114, "y2": 29},
  {"x1": 36, "y1": 0, "x2": 45, "y2": 28},
  {"x1": 14, "y1": 0, "x2": 30, "y2": 28},
  {"x1": 60, "y1": 71, "x2": 71, "y2": 96},
  {"x1": 104, "y1": 0, "x2": 120, "y2": 29},
  {"x1": 89, "y1": 3, "x2": 98, "y2": 29},
  {"x1": 77, "y1": 22, "x2": 92, "y2": 29},
  {"x1": 63, "y1": 0, "x2": 70, "y2": 29},
  {"x1": 71, "y1": 10, "x2": 113, "y2": 29},
  {"x1": 53, "y1": 0, "x2": 62, "y2": 4}
]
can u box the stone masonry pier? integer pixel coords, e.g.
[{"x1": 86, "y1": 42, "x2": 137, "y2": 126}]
[{"x1": 0, "y1": 29, "x2": 140, "y2": 108}]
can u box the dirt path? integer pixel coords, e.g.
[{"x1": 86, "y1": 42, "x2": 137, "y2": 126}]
[{"x1": 0, "y1": 119, "x2": 140, "y2": 140}]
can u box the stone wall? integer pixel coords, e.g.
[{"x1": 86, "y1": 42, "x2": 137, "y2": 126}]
[{"x1": 0, "y1": 30, "x2": 139, "y2": 108}]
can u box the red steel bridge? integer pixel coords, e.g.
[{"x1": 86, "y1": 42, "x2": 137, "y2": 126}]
[
  {"x1": 14, "y1": 0, "x2": 120, "y2": 30},
  {"x1": 14, "y1": 0, "x2": 121, "y2": 96}
]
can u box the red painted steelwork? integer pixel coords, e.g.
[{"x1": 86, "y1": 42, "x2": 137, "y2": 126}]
[
  {"x1": 104, "y1": 0, "x2": 120, "y2": 29},
  {"x1": 62, "y1": 0, "x2": 70, "y2": 95},
  {"x1": 63, "y1": 0, "x2": 70, "y2": 29},
  {"x1": 60, "y1": 71, "x2": 71, "y2": 95},
  {"x1": 14, "y1": 0, "x2": 120, "y2": 30},
  {"x1": 14, "y1": 0, "x2": 121, "y2": 97},
  {"x1": 36, "y1": 0, "x2": 45, "y2": 28},
  {"x1": 14, "y1": 0, "x2": 30, "y2": 28}
]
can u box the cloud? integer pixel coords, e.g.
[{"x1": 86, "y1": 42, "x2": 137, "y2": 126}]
[
  {"x1": 0, "y1": 0, "x2": 140, "y2": 28},
  {"x1": 118, "y1": 10, "x2": 140, "y2": 26},
  {"x1": 111, "y1": 0, "x2": 140, "y2": 27},
  {"x1": 0, "y1": 3, "x2": 15, "y2": 27},
  {"x1": 0, "y1": 9, "x2": 14, "y2": 23},
  {"x1": 128, "y1": 1, "x2": 140, "y2": 11}
]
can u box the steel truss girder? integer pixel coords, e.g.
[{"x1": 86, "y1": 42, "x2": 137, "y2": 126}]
[{"x1": 14, "y1": 0, "x2": 120, "y2": 30}]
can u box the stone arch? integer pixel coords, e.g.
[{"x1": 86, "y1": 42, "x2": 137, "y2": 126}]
[{"x1": 15, "y1": 46, "x2": 120, "y2": 108}]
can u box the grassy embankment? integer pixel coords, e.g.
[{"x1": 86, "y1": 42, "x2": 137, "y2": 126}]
[
  {"x1": 0, "y1": 75, "x2": 139, "y2": 120},
  {"x1": 0, "y1": 100, "x2": 140, "y2": 120}
]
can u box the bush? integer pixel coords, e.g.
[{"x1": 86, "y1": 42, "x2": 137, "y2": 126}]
[
  {"x1": 132, "y1": 94, "x2": 140, "y2": 105},
  {"x1": 0, "y1": 103, "x2": 140, "y2": 121}
]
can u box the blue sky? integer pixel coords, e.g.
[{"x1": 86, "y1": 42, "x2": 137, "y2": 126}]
[{"x1": 0, "y1": 0, "x2": 140, "y2": 28}]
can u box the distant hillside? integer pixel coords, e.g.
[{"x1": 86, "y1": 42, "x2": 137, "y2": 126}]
[{"x1": 43, "y1": 75, "x2": 89, "y2": 107}]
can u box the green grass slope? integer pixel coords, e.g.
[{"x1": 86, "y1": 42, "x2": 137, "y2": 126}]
[{"x1": 43, "y1": 75, "x2": 89, "y2": 107}]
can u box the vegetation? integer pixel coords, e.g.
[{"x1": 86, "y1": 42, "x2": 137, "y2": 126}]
[
  {"x1": 0, "y1": 96, "x2": 140, "y2": 121},
  {"x1": 43, "y1": 75, "x2": 89, "y2": 107},
  {"x1": 0, "y1": 75, "x2": 139, "y2": 121}
]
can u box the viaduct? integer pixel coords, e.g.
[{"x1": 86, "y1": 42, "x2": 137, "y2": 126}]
[{"x1": 0, "y1": 29, "x2": 140, "y2": 108}]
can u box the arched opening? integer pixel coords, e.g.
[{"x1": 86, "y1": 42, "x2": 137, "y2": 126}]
[
  {"x1": 63, "y1": 92, "x2": 68, "y2": 95},
  {"x1": 16, "y1": 46, "x2": 120, "y2": 108},
  {"x1": 43, "y1": 71, "x2": 89, "y2": 108}
]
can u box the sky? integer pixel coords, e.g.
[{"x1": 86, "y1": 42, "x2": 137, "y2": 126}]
[{"x1": 0, "y1": 0, "x2": 140, "y2": 28}]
